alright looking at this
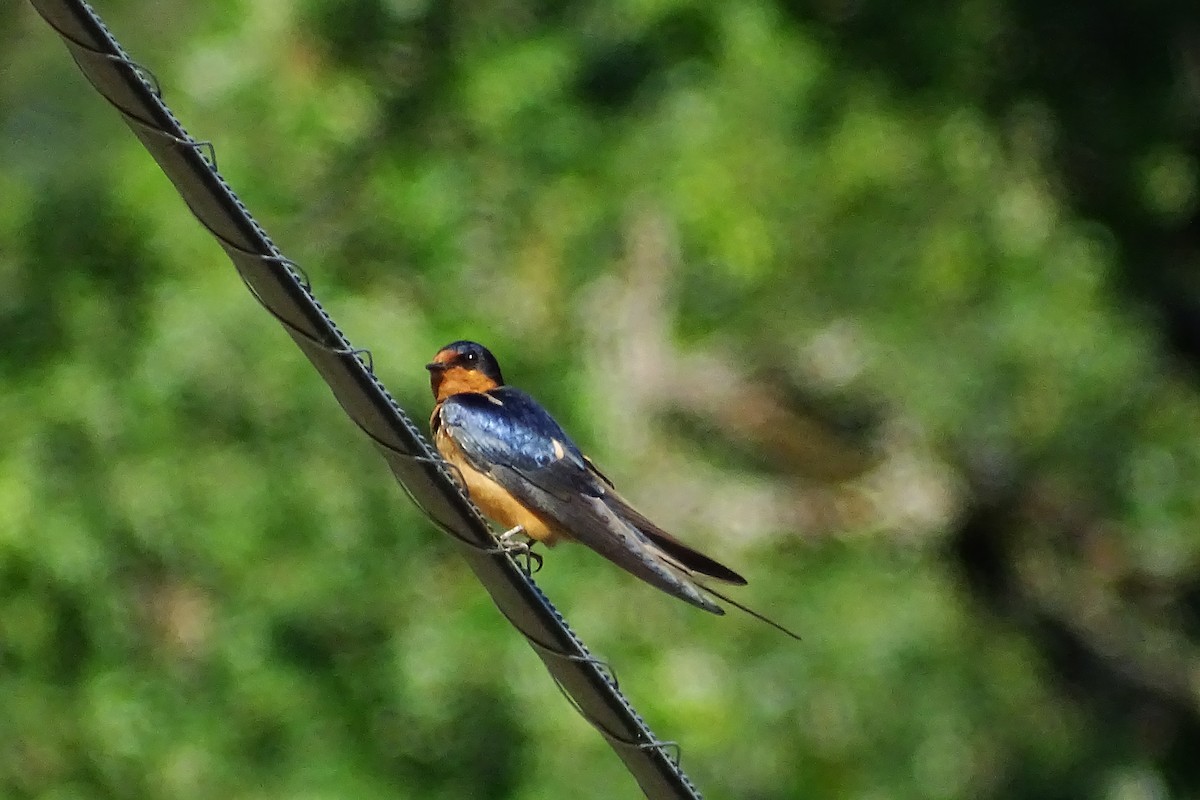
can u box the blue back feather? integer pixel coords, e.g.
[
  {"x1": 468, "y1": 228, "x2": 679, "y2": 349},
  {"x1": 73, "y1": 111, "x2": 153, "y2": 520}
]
[{"x1": 439, "y1": 388, "x2": 598, "y2": 494}]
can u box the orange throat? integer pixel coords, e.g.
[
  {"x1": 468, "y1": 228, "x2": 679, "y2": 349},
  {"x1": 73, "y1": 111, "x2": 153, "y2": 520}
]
[
  {"x1": 431, "y1": 365, "x2": 499, "y2": 402},
  {"x1": 434, "y1": 367, "x2": 499, "y2": 402}
]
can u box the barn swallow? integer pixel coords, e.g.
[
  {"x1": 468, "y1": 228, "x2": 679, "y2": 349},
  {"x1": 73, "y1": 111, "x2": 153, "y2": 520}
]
[{"x1": 427, "y1": 340, "x2": 799, "y2": 638}]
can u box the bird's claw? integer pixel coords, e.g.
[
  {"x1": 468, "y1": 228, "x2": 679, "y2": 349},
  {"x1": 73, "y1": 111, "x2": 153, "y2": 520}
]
[{"x1": 495, "y1": 526, "x2": 543, "y2": 575}]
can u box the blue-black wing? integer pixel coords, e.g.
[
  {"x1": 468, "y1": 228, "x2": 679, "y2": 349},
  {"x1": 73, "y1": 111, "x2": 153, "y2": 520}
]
[
  {"x1": 437, "y1": 387, "x2": 604, "y2": 503},
  {"x1": 438, "y1": 387, "x2": 732, "y2": 612}
]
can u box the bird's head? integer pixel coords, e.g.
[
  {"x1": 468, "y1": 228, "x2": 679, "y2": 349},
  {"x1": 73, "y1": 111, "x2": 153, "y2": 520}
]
[{"x1": 426, "y1": 340, "x2": 505, "y2": 401}]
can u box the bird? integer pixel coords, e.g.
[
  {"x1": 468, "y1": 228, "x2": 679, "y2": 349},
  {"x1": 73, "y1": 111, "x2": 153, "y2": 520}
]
[{"x1": 426, "y1": 339, "x2": 799, "y2": 639}]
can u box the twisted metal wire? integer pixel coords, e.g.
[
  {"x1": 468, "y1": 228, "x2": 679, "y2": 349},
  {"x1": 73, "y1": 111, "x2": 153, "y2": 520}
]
[{"x1": 29, "y1": 2, "x2": 703, "y2": 797}]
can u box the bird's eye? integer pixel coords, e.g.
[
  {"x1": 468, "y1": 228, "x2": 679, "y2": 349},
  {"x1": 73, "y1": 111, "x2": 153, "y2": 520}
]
[{"x1": 463, "y1": 352, "x2": 477, "y2": 363}]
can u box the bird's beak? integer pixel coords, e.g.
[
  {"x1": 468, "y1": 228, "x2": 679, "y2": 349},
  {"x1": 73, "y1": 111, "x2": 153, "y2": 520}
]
[{"x1": 426, "y1": 362, "x2": 447, "y2": 373}]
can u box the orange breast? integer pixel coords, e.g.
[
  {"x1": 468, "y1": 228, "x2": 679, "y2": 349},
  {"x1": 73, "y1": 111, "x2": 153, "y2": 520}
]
[{"x1": 434, "y1": 423, "x2": 562, "y2": 545}]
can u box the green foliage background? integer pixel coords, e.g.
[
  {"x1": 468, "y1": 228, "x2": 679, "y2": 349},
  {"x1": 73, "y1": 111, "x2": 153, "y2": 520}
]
[{"x1": 4, "y1": 0, "x2": 1200, "y2": 797}]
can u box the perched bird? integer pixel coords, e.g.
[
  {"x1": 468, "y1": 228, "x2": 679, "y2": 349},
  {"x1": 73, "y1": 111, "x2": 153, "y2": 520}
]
[{"x1": 427, "y1": 340, "x2": 798, "y2": 638}]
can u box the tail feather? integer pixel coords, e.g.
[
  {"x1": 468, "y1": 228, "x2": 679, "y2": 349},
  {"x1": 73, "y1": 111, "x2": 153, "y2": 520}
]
[
  {"x1": 604, "y1": 493, "x2": 748, "y2": 585},
  {"x1": 571, "y1": 496, "x2": 726, "y2": 615},
  {"x1": 701, "y1": 583, "x2": 803, "y2": 641},
  {"x1": 625, "y1": 525, "x2": 801, "y2": 641}
]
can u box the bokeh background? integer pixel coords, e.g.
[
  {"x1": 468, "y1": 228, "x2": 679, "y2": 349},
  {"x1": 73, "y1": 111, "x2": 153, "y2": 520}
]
[{"x1": 4, "y1": 0, "x2": 1200, "y2": 798}]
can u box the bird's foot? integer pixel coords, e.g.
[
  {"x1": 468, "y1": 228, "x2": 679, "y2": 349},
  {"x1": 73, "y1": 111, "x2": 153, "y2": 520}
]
[
  {"x1": 494, "y1": 526, "x2": 542, "y2": 575},
  {"x1": 498, "y1": 525, "x2": 528, "y2": 545}
]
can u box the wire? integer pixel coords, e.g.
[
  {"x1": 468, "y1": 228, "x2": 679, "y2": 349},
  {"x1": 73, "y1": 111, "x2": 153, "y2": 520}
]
[{"x1": 28, "y1": 1, "x2": 706, "y2": 797}]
